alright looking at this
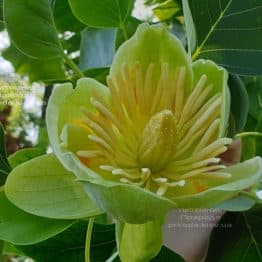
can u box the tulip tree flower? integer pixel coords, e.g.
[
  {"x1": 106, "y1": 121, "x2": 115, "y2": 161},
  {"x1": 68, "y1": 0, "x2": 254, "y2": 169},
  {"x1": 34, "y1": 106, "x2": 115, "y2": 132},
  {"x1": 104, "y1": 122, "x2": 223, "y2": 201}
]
[{"x1": 45, "y1": 24, "x2": 261, "y2": 261}]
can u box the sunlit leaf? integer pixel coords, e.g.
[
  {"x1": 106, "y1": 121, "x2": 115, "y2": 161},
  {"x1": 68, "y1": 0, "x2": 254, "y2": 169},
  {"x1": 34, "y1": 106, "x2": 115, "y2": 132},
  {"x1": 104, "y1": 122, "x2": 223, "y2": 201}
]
[
  {"x1": 5, "y1": 154, "x2": 102, "y2": 219},
  {"x1": 69, "y1": 0, "x2": 135, "y2": 28},
  {"x1": 4, "y1": 0, "x2": 63, "y2": 59}
]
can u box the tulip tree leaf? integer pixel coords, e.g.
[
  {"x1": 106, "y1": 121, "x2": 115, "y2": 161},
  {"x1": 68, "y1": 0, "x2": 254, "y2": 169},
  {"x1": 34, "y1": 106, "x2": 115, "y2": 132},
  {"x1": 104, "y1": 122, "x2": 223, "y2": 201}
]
[
  {"x1": 5, "y1": 154, "x2": 102, "y2": 220},
  {"x1": 8, "y1": 148, "x2": 44, "y2": 169},
  {"x1": 17, "y1": 221, "x2": 116, "y2": 262},
  {"x1": 69, "y1": 0, "x2": 135, "y2": 28},
  {"x1": 0, "y1": 0, "x2": 4, "y2": 31},
  {"x1": 53, "y1": 0, "x2": 85, "y2": 33},
  {"x1": 0, "y1": 123, "x2": 11, "y2": 186},
  {"x1": 228, "y1": 74, "x2": 249, "y2": 133},
  {"x1": 0, "y1": 190, "x2": 74, "y2": 245},
  {"x1": 3, "y1": 44, "x2": 66, "y2": 82},
  {"x1": 244, "y1": 76, "x2": 262, "y2": 121},
  {"x1": 206, "y1": 207, "x2": 262, "y2": 261},
  {"x1": 183, "y1": 0, "x2": 262, "y2": 75},
  {"x1": 152, "y1": 246, "x2": 185, "y2": 261},
  {"x1": 79, "y1": 28, "x2": 117, "y2": 70},
  {"x1": 4, "y1": 0, "x2": 63, "y2": 59}
]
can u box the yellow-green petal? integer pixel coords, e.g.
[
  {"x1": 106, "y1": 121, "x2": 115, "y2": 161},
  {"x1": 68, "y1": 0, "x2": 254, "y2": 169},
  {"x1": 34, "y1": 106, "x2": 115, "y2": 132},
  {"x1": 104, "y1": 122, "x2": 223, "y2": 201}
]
[
  {"x1": 193, "y1": 59, "x2": 230, "y2": 137},
  {"x1": 110, "y1": 23, "x2": 193, "y2": 95}
]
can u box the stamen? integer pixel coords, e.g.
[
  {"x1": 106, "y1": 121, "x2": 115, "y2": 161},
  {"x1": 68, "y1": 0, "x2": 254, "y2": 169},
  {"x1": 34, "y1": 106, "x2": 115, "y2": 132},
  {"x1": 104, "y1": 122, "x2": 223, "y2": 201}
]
[
  {"x1": 90, "y1": 97, "x2": 121, "y2": 130},
  {"x1": 112, "y1": 168, "x2": 140, "y2": 180},
  {"x1": 179, "y1": 165, "x2": 226, "y2": 179},
  {"x1": 185, "y1": 96, "x2": 221, "y2": 139},
  {"x1": 77, "y1": 150, "x2": 104, "y2": 158},
  {"x1": 178, "y1": 74, "x2": 207, "y2": 127},
  {"x1": 100, "y1": 165, "x2": 115, "y2": 172},
  {"x1": 193, "y1": 172, "x2": 232, "y2": 179},
  {"x1": 83, "y1": 118, "x2": 114, "y2": 146},
  {"x1": 150, "y1": 68, "x2": 164, "y2": 114},
  {"x1": 194, "y1": 119, "x2": 220, "y2": 152},
  {"x1": 88, "y1": 134, "x2": 114, "y2": 153},
  {"x1": 174, "y1": 67, "x2": 186, "y2": 121},
  {"x1": 135, "y1": 62, "x2": 143, "y2": 107},
  {"x1": 168, "y1": 157, "x2": 221, "y2": 172},
  {"x1": 144, "y1": 63, "x2": 155, "y2": 113}
]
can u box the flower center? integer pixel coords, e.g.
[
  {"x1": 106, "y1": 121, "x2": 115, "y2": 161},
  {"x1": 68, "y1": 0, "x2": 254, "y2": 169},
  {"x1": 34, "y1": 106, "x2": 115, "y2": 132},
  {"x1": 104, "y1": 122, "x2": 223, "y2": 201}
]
[{"x1": 77, "y1": 62, "x2": 232, "y2": 196}]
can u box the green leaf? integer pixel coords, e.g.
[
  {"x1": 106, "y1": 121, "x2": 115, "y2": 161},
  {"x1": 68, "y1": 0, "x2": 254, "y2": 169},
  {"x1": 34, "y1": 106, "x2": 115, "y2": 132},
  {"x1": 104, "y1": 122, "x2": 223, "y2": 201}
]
[
  {"x1": 183, "y1": 0, "x2": 262, "y2": 75},
  {"x1": 69, "y1": 0, "x2": 135, "y2": 28},
  {"x1": 53, "y1": 0, "x2": 85, "y2": 33},
  {"x1": 8, "y1": 148, "x2": 44, "y2": 169},
  {"x1": 0, "y1": 190, "x2": 74, "y2": 245},
  {"x1": 206, "y1": 207, "x2": 262, "y2": 261},
  {"x1": 0, "y1": 123, "x2": 11, "y2": 186},
  {"x1": 3, "y1": 44, "x2": 66, "y2": 82},
  {"x1": 115, "y1": 16, "x2": 142, "y2": 49},
  {"x1": 5, "y1": 154, "x2": 102, "y2": 220},
  {"x1": 244, "y1": 76, "x2": 262, "y2": 121},
  {"x1": 3, "y1": 242, "x2": 25, "y2": 256},
  {"x1": 152, "y1": 246, "x2": 185, "y2": 261},
  {"x1": 4, "y1": 0, "x2": 63, "y2": 59},
  {"x1": 153, "y1": 0, "x2": 181, "y2": 21},
  {"x1": 79, "y1": 28, "x2": 116, "y2": 70},
  {"x1": 16, "y1": 221, "x2": 116, "y2": 262},
  {"x1": 228, "y1": 74, "x2": 249, "y2": 133},
  {"x1": 0, "y1": 0, "x2": 4, "y2": 31}
]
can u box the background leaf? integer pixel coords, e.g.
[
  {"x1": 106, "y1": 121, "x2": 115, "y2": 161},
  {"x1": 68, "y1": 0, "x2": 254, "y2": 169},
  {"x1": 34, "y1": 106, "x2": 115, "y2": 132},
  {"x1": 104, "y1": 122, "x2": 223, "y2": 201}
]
[
  {"x1": 69, "y1": 0, "x2": 135, "y2": 28},
  {"x1": 53, "y1": 0, "x2": 85, "y2": 33},
  {"x1": 4, "y1": 0, "x2": 63, "y2": 59},
  {"x1": 228, "y1": 74, "x2": 249, "y2": 134},
  {"x1": 183, "y1": 0, "x2": 262, "y2": 75},
  {"x1": 5, "y1": 154, "x2": 102, "y2": 219},
  {"x1": 2, "y1": 44, "x2": 66, "y2": 83},
  {"x1": 206, "y1": 207, "x2": 262, "y2": 261},
  {"x1": 0, "y1": 123, "x2": 11, "y2": 186},
  {"x1": 152, "y1": 246, "x2": 185, "y2": 261},
  {"x1": 8, "y1": 148, "x2": 44, "y2": 169},
  {"x1": 17, "y1": 221, "x2": 116, "y2": 262},
  {"x1": 0, "y1": 190, "x2": 73, "y2": 245},
  {"x1": 79, "y1": 28, "x2": 116, "y2": 70}
]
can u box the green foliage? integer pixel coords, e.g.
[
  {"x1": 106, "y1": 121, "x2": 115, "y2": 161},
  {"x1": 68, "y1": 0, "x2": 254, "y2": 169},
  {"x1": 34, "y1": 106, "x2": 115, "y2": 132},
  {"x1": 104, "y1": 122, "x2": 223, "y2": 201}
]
[
  {"x1": 153, "y1": 246, "x2": 185, "y2": 261},
  {"x1": 183, "y1": 0, "x2": 262, "y2": 75},
  {"x1": 206, "y1": 207, "x2": 262, "y2": 261},
  {"x1": 3, "y1": 44, "x2": 66, "y2": 83},
  {"x1": 8, "y1": 148, "x2": 44, "y2": 169},
  {"x1": 0, "y1": 190, "x2": 74, "y2": 245},
  {"x1": 4, "y1": 0, "x2": 63, "y2": 59},
  {"x1": 17, "y1": 221, "x2": 116, "y2": 262},
  {"x1": 0, "y1": 124, "x2": 11, "y2": 185},
  {"x1": 228, "y1": 74, "x2": 249, "y2": 134},
  {"x1": 79, "y1": 28, "x2": 116, "y2": 70},
  {"x1": 5, "y1": 154, "x2": 102, "y2": 219},
  {"x1": 69, "y1": 0, "x2": 135, "y2": 28},
  {"x1": 53, "y1": 0, "x2": 85, "y2": 33},
  {"x1": 0, "y1": 0, "x2": 4, "y2": 31}
]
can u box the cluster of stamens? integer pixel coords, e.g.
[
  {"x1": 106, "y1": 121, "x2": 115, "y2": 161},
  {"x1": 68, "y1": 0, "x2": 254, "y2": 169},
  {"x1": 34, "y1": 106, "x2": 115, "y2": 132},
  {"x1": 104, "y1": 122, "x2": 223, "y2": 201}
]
[{"x1": 76, "y1": 62, "x2": 232, "y2": 196}]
